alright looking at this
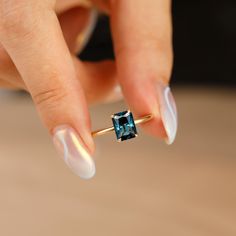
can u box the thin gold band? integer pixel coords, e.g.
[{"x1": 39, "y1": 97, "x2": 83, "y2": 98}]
[{"x1": 92, "y1": 114, "x2": 153, "y2": 137}]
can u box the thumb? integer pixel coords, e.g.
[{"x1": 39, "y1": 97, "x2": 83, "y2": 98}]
[{"x1": 0, "y1": 1, "x2": 95, "y2": 179}]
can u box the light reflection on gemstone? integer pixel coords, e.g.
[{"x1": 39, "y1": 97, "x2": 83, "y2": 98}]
[{"x1": 112, "y1": 110, "x2": 138, "y2": 141}]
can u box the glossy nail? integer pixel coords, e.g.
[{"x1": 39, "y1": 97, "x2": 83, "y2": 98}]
[
  {"x1": 53, "y1": 125, "x2": 96, "y2": 179},
  {"x1": 103, "y1": 84, "x2": 123, "y2": 104},
  {"x1": 75, "y1": 9, "x2": 98, "y2": 54},
  {"x1": 157, "y1": 83, "x2": 178, "y2": 144}
]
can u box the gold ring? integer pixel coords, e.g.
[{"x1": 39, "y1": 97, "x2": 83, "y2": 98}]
[{"x1": 92, "y1": 111, "x2": 153, "y2": 142}]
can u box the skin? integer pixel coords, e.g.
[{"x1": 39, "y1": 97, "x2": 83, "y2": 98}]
[{"x1": 0, "y1": 0, "x2": 172, "y2": 153}]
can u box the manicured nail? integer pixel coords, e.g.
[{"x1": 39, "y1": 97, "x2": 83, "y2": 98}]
[
  {"x1": 157, "y1": 83, "x2": 178, "y2": 144},
  {"x1": 75, "y1": 9, "x2": 98, "y2": 54},
  {"x1": 103, "y1": 85, "x2": 123, "y2": 104},
  {"x1": 53, "y1": 125, "x2": 96, "y2": 179}
]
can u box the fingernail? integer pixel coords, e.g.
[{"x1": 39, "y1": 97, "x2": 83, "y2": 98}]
[
  {"x1": 52, "y1": 125, "x2": 96, "y2": 179},
  {"x1": 75, "y1": 9, "x2": 98, "y2": 54},
  {"x1": 157, "y1": 83, "x2": 178, "y2": 144},
  {"x1": 103, "y1": 84, "x2": 123, "y2": 104}
]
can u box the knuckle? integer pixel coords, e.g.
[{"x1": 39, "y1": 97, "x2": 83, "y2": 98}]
[{"x1": 33, "y1": 85, "x2": 68, "y2": 109}]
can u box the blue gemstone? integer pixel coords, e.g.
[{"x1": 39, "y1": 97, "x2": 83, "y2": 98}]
[{"x1": 112, "y1": 110, "x2": 137, "y2": 141}]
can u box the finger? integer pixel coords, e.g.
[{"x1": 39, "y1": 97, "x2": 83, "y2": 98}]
[
  {"x1": 58, "y1": 6, "x2": 91, "y2": 53},
  {"x1": 0, "y1": 47, "x2": 121, "y2": 104},
  {"x1": 110, "y1": 0, "x2": 177, "y2": 144},
  {"x1": 0, "y1": 78, "x2": 18, "y2": 89},
  {"x1": 55, "y1": 0, "x2": 92, "y2": 14},
  {"x1": 90, "y1": 0, "x2": 110, "y2": 14},
  {"x1": 0, "y1": 1, "x2": 95, "y2": 179},
  {"x1": 0, "y1": 43, "x2": 26, "y2": 89},
  {"x1": 75, "y1": 59, "x2": 122, "y2": 104}
]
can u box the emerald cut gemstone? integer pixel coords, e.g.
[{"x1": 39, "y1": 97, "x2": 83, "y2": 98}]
[{"x1": 112, "y1": 110, "x2": 137, "y2": 141}]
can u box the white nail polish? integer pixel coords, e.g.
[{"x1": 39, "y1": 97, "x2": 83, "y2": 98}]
[
  {"x1": 157, "y1": 84, "x2": 178, "y2": 144},
  {"x1": 53, "y1": 126, "x2": 96, "y2": 179},
  {"x1": 103, "y1": 85, "x2": 123, "y2": 104},
  {"x1": 75, "y1": 9, "x2": 98, "y2": 54}
]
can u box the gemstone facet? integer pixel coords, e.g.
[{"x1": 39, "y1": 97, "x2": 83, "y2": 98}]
[{"x1": 112, "y1": 110, "x2": 138, "y2": 141}]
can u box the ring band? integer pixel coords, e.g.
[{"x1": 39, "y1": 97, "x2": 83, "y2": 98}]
[{"x1": 92, "y1": 112, "x2": 153, "y2": 140}]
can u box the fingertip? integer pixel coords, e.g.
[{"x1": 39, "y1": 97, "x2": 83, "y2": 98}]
[{"x1": 53, "y1": 125, "x2": 96, "y2": 179}]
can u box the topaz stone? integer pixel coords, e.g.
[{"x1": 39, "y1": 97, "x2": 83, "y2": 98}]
[{"x1": 112, "y1": 110, "x2": 137, "y2": 141}]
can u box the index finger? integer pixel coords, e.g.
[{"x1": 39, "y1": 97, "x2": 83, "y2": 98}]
[{"x1": 0, "y1": 1, "x2": 96, "y2": 178}]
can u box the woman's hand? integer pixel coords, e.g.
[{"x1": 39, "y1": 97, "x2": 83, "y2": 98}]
[{"x1": 0, "y1": 0, "x2": 177, "y2": 179}]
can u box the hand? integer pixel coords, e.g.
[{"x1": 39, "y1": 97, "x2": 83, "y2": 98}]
[{"x1": 0, "y1": 0, "x2": 177, "y2": 179}]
